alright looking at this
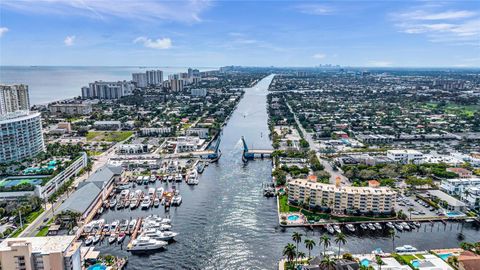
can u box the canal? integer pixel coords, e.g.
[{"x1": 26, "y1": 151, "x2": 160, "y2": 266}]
[{"x1": 95, "y1": 75, "x2": 480, "y2": 269}]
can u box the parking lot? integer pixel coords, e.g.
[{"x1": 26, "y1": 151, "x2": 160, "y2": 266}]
[{"x1": 396, "y1": 194, "x2": 442, "y2": 219}]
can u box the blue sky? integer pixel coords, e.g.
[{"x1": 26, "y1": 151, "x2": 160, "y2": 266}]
[{"x1": 0, "y1": 0, "x2": 479, "y2": 67}]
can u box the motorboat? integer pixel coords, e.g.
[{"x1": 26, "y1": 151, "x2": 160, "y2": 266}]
[
  {"x1": 412, "y1": 221, "x2": 421, "y2": 228},
  {"x1": 109, "y1": 198, "x2": 117, "y2": 209},
  {"x1": 97, "y1": 207, "x2": 104, "y2": 215},
  {"x1": 136, "y1": 176, "x2": 143, "y2": 184},
  {"x1": 130, "y1": 198, "x2": 138, "y2": 209},
  {"x1": 149, "y1": 175, "x2": 156, "y2": 183},
  {"x1": 175, "y1": 174, "x2": 183, "y2": 182},
  {"x1": 117, "y1": 232, "x2": 126, "y2": 243},
  {"x1": 143, "y1": 176, "x2": 149, "y2": 185},
  {"x1": 386, "y1": 222, "x2": 395, "y2": 229},
  {"x1": 395, "y1": 245, "x2": 418, "y2": 253},
  {"x1": 196, "y1": 162, "x2": 205, "y2": 173},
  {"x1": 153, "y1": 198, "x2": 160, "y2": 207},
  {"x1": 128, "y1": 236, "x2": 168, "y2": 251},
  {"x1": 142, "y1": 222, "x2": 172, "y2": 231},
  {"x1": 394, "y1": 223, "x2": 403, "y2": 231},
  {"x1": 360, "y1": 223, "x2": 368, "y2": 230},
  {"x1": 167, "y1": 175, "x2": 174, "y2": 182},
  {"x1": 108, "y1": 234, "x2": 117, "y2": 244},
  {"x1": 120, "y1": 189, "x2": 130, "y2": 199},
  {"x1": 326, "y1": 224, "x2": 335, "y2": 234},
  {"x1": 157, "y1": 187, "x2": 164, "y2": 197},
  {"x1": 119, "y1": 219, "x2": 129, "y2": 231},
  {"x1": 172, "y1": 194, "x2": 182, "y2": 205},
  {"x1": 141, "y1": 229, "x2": 178, "y2": 241},
  {"x1": 333, "y1": 225, "x2": 341, "y2": 234},
  {"x1": 367, "y1": 223, "x2": 376, "y2": 231},
  {"x1": 148, "y1": 188, "x2": 156, "y2": 197},
  {"x1": 345, "y1": 224, "x2": 355, "y2": 232},
  {"x1": 145, "y1": 215, "x2": 171, "y2": 224},
  {"x1": 116, "y1": 201, "x2": 124, "y2": 210},
  {"x1": 85, "y1": 236, "x2": 93, "y2": 246},
  {"x1": 186, "y1": 171, "x2": 199, "y2": 185},
  {"x1": 102, "y1": 224, "x2": 110, "y2": 233},
  {"x1": 141, "y1": 196, "x2": 151, "y2": 209},
  {"x1": 374, "y1": 223, "x2": 382, "y2": 230},
  {"x1": 110, "y1": 220, "x2": 119, "y2": 232},
  {"x1": 92, "y1": 235, "x2": 101, "y2": 244},
  {"x1": 401, "y1": 222, "x2": 411, "y2": 231},
  {"x1": 129, "y1": 219, "x2": 137, "y2": 231}
]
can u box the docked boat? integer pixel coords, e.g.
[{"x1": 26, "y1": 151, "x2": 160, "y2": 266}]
[
  {"x1": 167, "y1": 175, "x2": 173, "y2": 182},
  {"x1": 374, "y1": 223, "x2": 382, "y2": 230},
  {"x1": 172, "y1": 194, "x2": 182, "y2": 205},
  {"x1": 394, "y1": 223, "x2": 403, "y2": 231},
  {"x1": 117, "y1": 232, "x2": 126, "y2": 243},
  {"x1": 157, "y1": 187, "x2": 164, "y2": 197},
  {"x1": 401, "y1": 222, "x2": 411, "y2": 231},
  {"x1": 143, "y1": 176, "x2": 149, "y2": 185},
  {"x1": 102, "y1": 223, "x2": 110, "y2": 233},
  {"x1": 196, "y1": 162, "x2": 205, "y2": 173},
  {"x1": 367, "y1": 223, "x2": 376, "y2": 231},
  {"x1": 141, "y1": 196, "x2": 152, "y2": 209},
  {"x1": 120, "y1": 189, "x2": 130, "y2": 199},
  {"x1": 130, "y1": 198, "x2": 138, "y2": 209},
  {"x1": 116, "y1": 201, "x2": 124, "y2": 210},
  {"x1": 386, "y1": 222, "x2": 395, "y2": 229},
  {"x1": 360, "y1": 223, "x2": 368, "y2": 230},
  {"x1": 85, "y1": 236, "x2": 94, "y2": 246},
  {"x1": 129, "y1": 219, "x2": 137, "y2": 231},
  {"x1": 141, "y1": 229, "x2": 178, "y2": 241},
  {"x1": 119, "y1": 219, "x2": 129, "y2": 231},
  {"x1": 108, "y1": 234, "x2": 117, "y2": 244},
  {"x1": 345, "y1": 224, "x2": 355, "y2": 232},
  {"x1": 92, "y1": 235, "x2": 101, "y2": 244},
  {"x1": 153, "y1": 198, "x2": 160, "y2": 208},
  {"x1": 148, "y1": 188, "x2": 156, "y2": 197},
  {"x1": 333, "y1": 225, "x2": 341, "y2": 234},
  {"x1": 412, "y1": 221, "x2": 421, "y2": 228},
  {"x1": 110, "y1": 220, "x2": 119, "y2": 232},
  {"x1": 109, "y1": 198, "x2": 117, "y2": 209},
  {"x1": 97, "y1": 207, "x2": 104, "y2": 215},
  {"x1": 186, "y1": 170, "x2": 199, "y2": 185},
  {"x1": 326, "y1": 224, "x2": 335, "y2": 234},
  {"x1": 175, "y1": 174, "x2": 183, "y2": 182},
  {"x1": 395, "y1": 245, "x2": 418, "y2": 253},
  {"x1": 149, "y1": 175, "x2": 156, "y2": 183},
  {"x1": 128, "y1": 236, "x2": 168, "y2": 251}
]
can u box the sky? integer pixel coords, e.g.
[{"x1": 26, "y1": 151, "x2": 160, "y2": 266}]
[{"x1": 0, "y1": 0, "x2": 479, "y2": 67}]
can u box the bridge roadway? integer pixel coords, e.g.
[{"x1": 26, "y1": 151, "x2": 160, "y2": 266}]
[{"x1": 247, "y1": 149, "x2": 274, "y2": 155}]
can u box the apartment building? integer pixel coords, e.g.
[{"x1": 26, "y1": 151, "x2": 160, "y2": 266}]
[
  {"x1": 0, "y1": 84, "x2": 30, "y2": 115},
  {"x1": 0, "y1": 236, "x2": 82, "y2": 270},
  {"x1": 146, "y1": 70, "x2": 163, "y2": 86},
  {"x1": 132, "y1": 73, "x2": 147, "y2": 88},
  {"x1": 81, "y1": 81, "x2": 134, "y2": 99},
  {"x1": 387, "y1": 149, "x2": 423, "y2": 164},
  {"x1": 288, "y1": 179, "x2": 396, "y2": 214},
  {"x1": 49, "y1": 103, "x2": 92, "y2": 116}
]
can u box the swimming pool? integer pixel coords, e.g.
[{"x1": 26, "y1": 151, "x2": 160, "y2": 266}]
[
  {"x1": 446, "y1": 211, "x2": 466, "y2": 217},
  {"x1": 87, "y1": 264, "x2": 106, "y2": 270},
  {"x1": 360, "y1": 258, "x2": 370, "y2": 267},
  {"x1": 287, "y1": 215, "x2": 300, "y2": 221},
  {"x1": 438, "y1": 253, "x2": 452, "y2": 261},
  {"x1": 411, "y1": 260, "x2": 420, "y2": 268}
]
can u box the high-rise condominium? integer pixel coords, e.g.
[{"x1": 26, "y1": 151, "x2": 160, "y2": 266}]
[{"x1": 0, "y1": 84, "x2": 30, "y2": 115}]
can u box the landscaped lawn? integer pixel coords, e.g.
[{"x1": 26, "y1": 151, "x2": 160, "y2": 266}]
[
  {"x1": 10, "y1": 208, "x2": 45, "y2": 237},
  {"x1": 35, "y1": 226, "x2": 49, "y2": 237},
  {"x1": 279, "y1": 194, "x2": 300, "y2": 213},
  {"x1": 86, "y1": 131, "x2": 133, "y2": 142}
]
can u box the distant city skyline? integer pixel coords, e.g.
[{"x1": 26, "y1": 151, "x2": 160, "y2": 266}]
[{"x1": 0, "y1": 0, "x2": 479, "y2": 67}]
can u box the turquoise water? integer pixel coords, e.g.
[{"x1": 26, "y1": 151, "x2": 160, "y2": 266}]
[
  {"x1": 287, "y1": 215, "x2": 299, "y2": 221},
  {"x1": 411, "y1": 260, "x2": 420, "y2": 268},
  {"x1": 446, "y1": 211, "x2": 465, "y2": 217},
  {"x1": 0, "y1": 178, "x2": 43, "y2": 187},
  {"x1": 87, "y1": 264, "x2": 106, "y2": 270},
  {"x1": 438, "y1": 253, "x2": 452, "y2": 261},
  {"x1": 361, "y1": 259, "x2": 370, "y2": 267}
]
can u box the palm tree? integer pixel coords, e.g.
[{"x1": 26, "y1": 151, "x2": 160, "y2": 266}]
[
  {"x1": 320, "y1": 255, "x2": 336, "y2": 270},
  {"x1": 334, "y1": 233, "x2": 347, "y2": 257},
  {"x1": 297, "y1": 251, "x2": 306, "y2": 263},
  {"x1": 305, "y1": 239, "x2": 316, "y2": 259},
  {"x1": 407, "y1": 207, "x2": 414, "y2": 220},
  {"x1": 320, "y1": 234, "x2": 331, "y2": 256},
  {"x1": 283, "y1": 243, "x2": 296, "y2": 264},
  {"x1": 292, "y1": 232, "x2": 303, "y2": 263},
  {"x1": 388, "y1": 229, "x2": 396, "y2": 251},
  {"x1": 375, "y1": 255, "x2": 383, "y2": 270}
]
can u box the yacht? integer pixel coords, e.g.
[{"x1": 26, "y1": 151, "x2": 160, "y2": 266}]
[
  {"x1": 395, "y1": 245, "x2": 418, "y2": 253},
  {"x1": 360, "y1": 223, "x2": 368, "y2": 230},
  {"x1": 142, "y1": 222, "x2": 172, "y2": 231},
  {"x1": 141, "y1": 196, "x2": 152, "y2": 209},
  {"x1": 367, "y1": 223, "x2": 376, "y2": 231},
  {"x1": 119, "y1": 219, "x2": 129, "y2": 232},
  {"x1": 148, "y1": 188, "x2": 156, "y2": 197},
  {"x1": 153, "y1": 198, "x2": 160, "y2": 207},
  {"x1": 401, "y1": 222, "x2": 411, "y2": 231},
  {"x1": 141, "y1": 229, "x2": 178, "y2": 241},
  {"x1": 92, "y1": 235, "x2": 101, "y2": 244},
  {"x1": 374, "y1": 223, "x2": 382, "y2": 230},
  {"x1": 110, "y1": 220, "x2": 119, "y2": 232},
  {"x1": 172, "y1": 194, "x2": 182, "y2": 205},
  {"x1": 157, "y1": 187, "x2": 164, "y2": 198},
  {"x1": 386, "y1": 222, "x2": 395, "y2": 229},
  {"x1": 128, "y1": 236, "x2": 168, "y2": 251},
  {"x1": 167, "y1": 175, "x2": 174, "y2": 182},
  {"x1": 120, "y1": 189, "x2": 130, "y2": 199},
  {"x1": 108, "y1": 234, "x2": 117, "y2": 244},
  {"x1": 149, "y1": 175, "x2": 156, "y2": 183},
  {"x1": 102, "y1": 223, "x2": 110, "y2": 233},
  {"x1": 175, "y1": 174, "x2": 183, "y2": 182},
  {"x1": 333, "y1": 225, "x2": 342, "y2": 234},
  {"x1": 326, "y1": 224, "x2": 335, "y2": 234},
  {"x1": 85, "y1": 236, "x2": 93, "y2": 246},
  {"x1": 196, "y1": 162, "x2": 205, "y2": 174},
  {"x1": 129, "y1": 219, "x2": 137, "y2": 231},
  {"x1": 186, "y1": 171, "x2": 199, "y2": 185},
  {"x1": 130, "y1": 198, "x2": 138, "y2": 209},
  {"x1": 345, "y1": 224, "x2": 355, "y2": 232},
  {"x1": 116, "y1": 201, "x2": 124, "y2": 210},
  {"x1": 394, "y1": 223, "x2": 403, "y2": 231},
  {"x1": 109, "y1": 198, "x2": 117, "y2": 209},
  {"x1": 117, "y1": 232, "x2": 126, "y2": 243}
]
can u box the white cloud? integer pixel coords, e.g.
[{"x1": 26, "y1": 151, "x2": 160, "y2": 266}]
[
  {"x1": 367, "y1": 60, "x2": 392, "y2": 67},
  {"x1": 134, "y1": 36, "x2": 172, "y2": 49},
  {"x1": 1, "y1": 0, "x2": 211, "y2": 23},
  {"x1": 64, "y1": 35, "x2": 75, "y2": 46},
  {"x1": 0, "y1": 27, "x2": 8, "y2": 37},
  {"x1": 295, "y1": 4, "x2": 332, "y2": 15},
  {"x1": 391, "y1": 7, "x2": 480, "y2": 45},
  {"x1": 313, "y1": 53, "x2": 326, "y2": 59}
]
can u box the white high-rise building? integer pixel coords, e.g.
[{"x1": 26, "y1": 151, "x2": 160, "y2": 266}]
[
  {"x1": 81, "y1": 81, "x2": 134, "y2": 99},
  {"x1": 132, "y1": 73, "x2": 147, "y2": 88},
  {"x1": 0, "y1": 84, "x2": 30, "y2": 115},
  {"x1": 146, "y1": 70, "x2": 163, "y2": 86}
]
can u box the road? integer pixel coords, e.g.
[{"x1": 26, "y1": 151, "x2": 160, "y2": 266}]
[
  {"x1": 20, "y1": 134, "x2": 133, "y2": 237},
  {"x1": 284, "y1": 99, "x2": 349, "y2": 185}
]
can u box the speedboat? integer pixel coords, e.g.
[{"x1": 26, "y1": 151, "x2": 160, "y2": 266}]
[
  {"x1": 129, "y1": 219, "x2": 137, "y2": 231},
  {"x1": 141, "y1": 196, "x2": 151, "y2": 209},
  {"x1": 367, "y1": 223, "x2": 376, "y2": 231},
  {"x1": 97, "y1": 207, "x2": 104, "y2": 215},
  {"x1": 333, "y1": 225, "x2": 341, "y2": 234},
  {"x1": 345, "y1": 224, "x2": 355, "y2": 232},
  {"x1": 386, "y1": 222, "x2": 395, "y2": 229},
  {"x1": 153, "y1": 198, "x2": 160, "y2": 207},
  {"x1": 110, "y1": 220, "x2": 119, "y2": 232},
  {"x1": 175, "y1": 174, "x2": 183, "y2": 182},
  {"x1": 119, "y1": 219, "x2": 129, "y2": 231},
  {"x1": 141, "y1": 229, "x2": 178, "y2": 241},
  {"x1": 360, "y1": 223, "x2": 368, "y2": 230},
  {"x1": 374, "y1": 223, "x2": 382, "y2": 230},
  {"x1": 186, "y1": 170, "x2": 199, "y2": 185},
  {"x1": 196, "y1": 162, "x2": 205, "y2": 173},
  {"x1": 142, "y1": 222, "x2": 172, "y2": 231},
  {"x1": 85, "y1": 236, "x2": 94, "y2": 246},
  {"x1": 92, "y1": 235, "x2": 101, "y2": 244},
  {"x1": 109, "y1": 198, "x2": 117, "y2": 209},
  {"x1": 395, "y1": 245, "x2": 418, "y2": 253},
  {"x1": 157, "y1": 187, "x2": 164, "y2": 197},
  {"x1": 167, "y1": 175, "x2": 173, "y2": 182},
  {"x1": 130, "y1": 198, "x2": 138, "y2": 209},
  {"x1": 326, "y1": 224, "x2": 335, "y2": 234},
  {"x1": 102, "y1": 223, "x2": 110, "y2": 233},
  {"x1": 148, "y1": 188, "x2": 155, "y2": 197},
  {"x1": 149, "y1": 175, "x2": 156, "y2": 183},
  {"x1": 117, "y1": 232, "x2": 126, "y2": 243},
  {"x1": 128, "y1": 236, "x2": 168, "y2": 251},
  {"x1": 172, "y1": 194, "x2": 182, "y2": 205},
  {"x1": 108, "y1": 234, "x2": 117, "y2": 244},
  {"x1": 394, "y1": 223, "x2": 403, "y2": 231}
]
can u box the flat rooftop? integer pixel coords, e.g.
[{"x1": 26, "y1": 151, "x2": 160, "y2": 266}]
[{"x1": 0, "y1": 235, "x2": 76, "y2": 255}]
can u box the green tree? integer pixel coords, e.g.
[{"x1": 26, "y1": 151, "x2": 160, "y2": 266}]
[
  {"x1": 283, "y1": 243, "x2": 297, "y2": 264},
  {"x1": 320, "y1": 255, "x2": 336, "y2": 270},
  {"x1": 334, "y1": 233, "x2": 347, "y2": 257},
  {"x1": 292, "y1": 232, "x2": 303, "y2": 263},
  {"x1": 305, "y1": 239, "x2": 316, "y2": 259},
  {"x1": 320, "y1": 234, "x2": 331, "y2": 256}
]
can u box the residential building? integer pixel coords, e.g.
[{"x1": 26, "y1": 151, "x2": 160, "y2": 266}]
[
  {"x1": 146, "y1": 70, "x2": 163, "y2": 86},
  {"x1": 93, "y1": 120, "x2": 122, "y2": 130},
  {"x1": 0, "y1": 84, "x2": 30, "y2": 115},
  {"x1": 387, "y1": 149, "x2": 423, "y2": 164},
  {"x1": 288, "y1": 178, "x2": 396, "y2": 214},
  {"x1": 48, "y1": 103, "x2": 92, "y2": 116},
  {"x1": 427, "y1": 190, "x2": 467, "y2": 212},
  {"x1": 441, "y1": 178, "x2": 480, "y2": 196},
  {"x1": 139, "y1": 127, "x2": 171, "y2": 136},
  {"x1": 0, "y1": 111, "x2": 45, "y2": 163},
  {"x1": 458, "y1": 250, "x2": 480, "y2": 270},
  {"x1": 0, "y1": 235, "x2": 82, "y2": 270},
  {"x1": 132, "y1": 73, "x2": 147, "y2": 88},
  {"x1": 190, "y1": 88, "x2": 207, "y2": 97},
  {"x1": 117, "y1": 144, "x2": 149, "y2": 154},
  {"x1": 446, "y1": 167, "x2": 473, "y2": 178},
  {"x1": 170, "y1": 78, "x2": 185, "y2": 92},
  {"x1": 81, "y1": 81, "x2": 134, "y2": 99},
  {"x1": 186, "y1": 127, "x2": 209, "y2": 139}
]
